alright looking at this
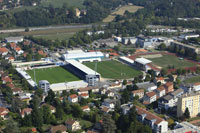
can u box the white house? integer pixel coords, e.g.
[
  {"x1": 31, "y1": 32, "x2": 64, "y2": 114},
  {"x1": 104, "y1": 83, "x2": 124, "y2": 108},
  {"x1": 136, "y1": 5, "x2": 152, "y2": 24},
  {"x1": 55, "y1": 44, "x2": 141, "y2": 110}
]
[
  {"x1": 81, "y1": 105, "x2": 90, "y2": 112},
  {"x1": 193, "y1": 82, "x2": 200, "y2": 91},
  {"x1": 79, "y1": 93, "x2": 89, "y2": 99},
  {"x1": 106, "y1": 90, "x2": 115, "y2": 97},
  {"x1": 65, "y1": 119, "x2": 81, "y2": 131},
  {"x1": 68, "y1": 94, "x2": 78, "y2": 103},
  {"x1": 136, "y1": 106, "x2": 168, "y2": 133},
  {"x1": 21, "y1": 108, "x2": 32, "y2": 118},
  {"x1": 102, "y1": 99, "x2": 115, "y2": 109},
  {"x1": 154, "y1": 86, "x2": 166, "y2": 98},
  {"x1": 143, "y1": 91, "x2": 157, "y2": 104},
  {"x1": 0, "y1": 107, "x2": 9, "y2": 120}
]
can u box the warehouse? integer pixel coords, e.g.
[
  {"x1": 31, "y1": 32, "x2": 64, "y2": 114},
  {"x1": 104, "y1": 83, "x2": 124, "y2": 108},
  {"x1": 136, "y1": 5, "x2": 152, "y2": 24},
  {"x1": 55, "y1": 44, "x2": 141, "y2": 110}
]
[{"x1": 62, "y1": 49, "x2": 104, "y2": 62}]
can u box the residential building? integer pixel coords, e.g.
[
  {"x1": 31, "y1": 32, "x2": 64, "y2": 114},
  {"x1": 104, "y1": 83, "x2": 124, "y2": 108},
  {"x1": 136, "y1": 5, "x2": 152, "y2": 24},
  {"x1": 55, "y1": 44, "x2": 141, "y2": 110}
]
[
  {"x1": 121, "y1": 103, "x2": 133, "y2": 115},
  {"x1": 41, "y1": 104, "x2": 56, "y2": 113},
  {"x1": 81, "y1": 105, "x2": 90, "y2": 112},
  {"x1": 79, "y1": 93, "x2": 89, "y2": 99},
  {"x1": 102, "y1": 99, "x2": 115, "y2": 109},
  {"x1": 171, "y1": 41, "x2": 200, "y2": 54},
  {"x1": 12, "y1": 88, "x2": 22, "y2": 95},
  {"x1": 154, "y1": 86, "x2": 166, "y2": 98},
  {"x1": 15, "y1": 46, "x2": 24, "y2": 54},
  {"x1": 65, "y1": 119, "x2": 81, "y2": 131},
  {"x1": 136, "y1": 81, "x2": 157, "y2": 92},
  {"x1": 154, "y1": 77, "x2": 165, "y2": 84},
  {"x1": 143, "y1": 91, "x2": 157, "y2": 104},
  {"x1": 21, "y1": 108, "x2": 32, "y2": 118},
  {"x1": 193, "y1": 82, "x2": 200, "y2": 92},
  {"x1": 50, "y1": 124, "x2": 67, "y2": 133},
  {"x1": 177, "y1": 92, "x2": 200, "y2": 118},
  {"x1": 0, "y1": 47, "x2": 8, "y2": 56},
  {"x1": 77, "y1": 87, "x2": 90, "y2": 95},
  {"x1": 68, "y1": 94, "x2": 78, "y2": 103},
  {"x1": 135, "y1": 106, "x2": 168, "y2": 133},
  {"x1": 0, "y1": 107, "x2": 9, "y2": 120},
  {"x1": 163, "y1": 82, "x2": 174, "y2": 94},
  {"x1": 106, "y1": 90, "x2": 115, "y2": 97},
  {"x1": 131, "y1": 89, "x2": 144, "y2": 99},
  {"x1": 159, "y1": 88, "x2": 184, "y2": 110},
  {"x1": 39, "y1": 80, "x2": 50, "y2": 94}
]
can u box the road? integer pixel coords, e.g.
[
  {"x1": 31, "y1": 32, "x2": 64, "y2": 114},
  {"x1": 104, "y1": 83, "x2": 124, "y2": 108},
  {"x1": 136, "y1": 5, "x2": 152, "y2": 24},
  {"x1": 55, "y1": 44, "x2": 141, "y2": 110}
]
[{"x1": 0, "y1": 24, "x2": 106, "y2": 33}]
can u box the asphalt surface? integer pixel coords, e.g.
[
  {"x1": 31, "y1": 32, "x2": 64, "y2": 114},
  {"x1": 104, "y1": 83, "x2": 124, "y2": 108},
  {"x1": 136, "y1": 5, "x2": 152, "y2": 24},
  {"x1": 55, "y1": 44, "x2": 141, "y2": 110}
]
[{"x1": 0, "y1": 24, "x2": 106, "y2": 33}]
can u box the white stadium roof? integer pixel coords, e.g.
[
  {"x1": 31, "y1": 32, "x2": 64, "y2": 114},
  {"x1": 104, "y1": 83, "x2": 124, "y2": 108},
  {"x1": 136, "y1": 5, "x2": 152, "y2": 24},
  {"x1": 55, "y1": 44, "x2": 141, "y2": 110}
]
[
  {"x1": 135, "y1": 58, "x2": 152, "y2": 65},
  {"x1": 66, "y1": 49, "x2": 84, "y2": 54},
  {"x1": 62, "y1": 51, "x2": 104, "y2": 60},
  {"x1": 67, "y1": 60, "x2": 100, "y2": 76},
  {"x1": 119, "y1": 56, "x2": 134, "y2": 64}
]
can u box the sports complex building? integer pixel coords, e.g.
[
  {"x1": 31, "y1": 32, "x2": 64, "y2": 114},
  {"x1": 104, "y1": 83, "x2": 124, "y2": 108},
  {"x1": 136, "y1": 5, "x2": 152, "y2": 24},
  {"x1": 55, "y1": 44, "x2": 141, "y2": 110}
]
[{"x1": 62, "y1": 49, "x2": 104, "y2": 62}]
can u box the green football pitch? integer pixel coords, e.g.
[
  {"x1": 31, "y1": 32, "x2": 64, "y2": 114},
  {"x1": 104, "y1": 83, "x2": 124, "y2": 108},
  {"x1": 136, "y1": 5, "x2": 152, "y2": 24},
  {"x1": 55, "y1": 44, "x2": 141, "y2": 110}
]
[
  {"x1": 26, "y1": 67, "x2": 80, "y2": 84},
  {"x1": 83, "y1": 60, "x2": 142, "y2": 79}
]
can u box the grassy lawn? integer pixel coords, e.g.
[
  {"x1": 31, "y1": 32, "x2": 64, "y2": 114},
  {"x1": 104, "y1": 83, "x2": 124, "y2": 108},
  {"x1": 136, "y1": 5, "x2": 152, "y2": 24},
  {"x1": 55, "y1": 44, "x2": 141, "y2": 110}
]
[
  {"x1": 83, "y1": 60, "x2": 142, "y2": 79},
  {"x1": 40, "y1": 0, "x2": 85, "y2": 8},
  {"x1": 26, "y1": 67, "x2": 80, "y2": 84},
  {"x1": 184, "y1": 75, "x2": 200, "y2": 84},
  {"x1": 103, "y1": 5, "x2": 143, "y2": 22},
  {"x1": 34, "y1": 32, "x2": 74, "y2": 41},
  {"x1": 146, "y1": 54, "x2": 197, "y2": 69}
]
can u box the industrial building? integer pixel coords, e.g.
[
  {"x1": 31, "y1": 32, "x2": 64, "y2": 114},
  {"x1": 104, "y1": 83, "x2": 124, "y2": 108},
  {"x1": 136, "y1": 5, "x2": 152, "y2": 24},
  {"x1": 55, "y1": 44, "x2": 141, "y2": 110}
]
[
  {"x1": 62, "y1": 49, "x2": 104, "y2": 62},
  {"x1": 65, "y1": 60, "x2": 100, "y2": 86},
  {"x1": 50, "y1": 81, "x2": 88, "y2": 93},
  {"x1": 5, "y1": 36, "x2": 24, "y2": 43}
]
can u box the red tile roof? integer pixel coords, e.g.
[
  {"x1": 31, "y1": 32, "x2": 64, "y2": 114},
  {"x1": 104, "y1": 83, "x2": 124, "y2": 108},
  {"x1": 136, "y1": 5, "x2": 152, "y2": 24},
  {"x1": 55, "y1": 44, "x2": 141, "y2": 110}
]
[
  {"x1": 146, "y1": 91, "x2": 156, "y2": 98},
  {"x1": 156, "y1": 77, "x2": 164, "y2": 81},
  {"x1": 65, "y1": 118, "x2": 76, "y2": 125},
  {"x1": 6, "y1": 83, "x2": 15, "y2": 89},
  {"x1": 165, "y1": 82, "x2": 173, "y2": 87},
  {"x1": 2, "y1": 77, "x2": 12, "y2": 83},
  {"x1": 12, "y1": 88, "x2": 22, "y2": 92},
  {"x1": 69, "y1": 94, "x2": 78, "y2": 99},
  {"x1": 80, "y1": 93, "x2": 89, "y2": 97},
  {"x1": 0, "y1": 107, "x2": 9, "y2": 116},
  {"x1": 0, "y1": 47, "x2": 8, "y2": 53},
  {"x1": 81, "y1": 105, "x2": 89, "y2": 110},
  {"x1": 15, "y1": 47, "x2": 21, "y2": 51},
  {"x1": 50, "y1": 125, "x2": 67, "y2": 133},
  {"x1": 157, "y1": 86, "x2": 165, "y2": 92},
  {"x1": 8, "y1": 56, "x2": 15, "y2": 60},
  {"x1": 132, "y1": 89, "x2": 144, "y2": 94},
  {"x1": 194, "y1": 82, "x2": 200, "y2": 86},
  {"x1": 21, "y1": 108, "x2": 32, "y2": 116},
  {"x1": 135, "y1": 106, "x2": 164, "y2": 125}
]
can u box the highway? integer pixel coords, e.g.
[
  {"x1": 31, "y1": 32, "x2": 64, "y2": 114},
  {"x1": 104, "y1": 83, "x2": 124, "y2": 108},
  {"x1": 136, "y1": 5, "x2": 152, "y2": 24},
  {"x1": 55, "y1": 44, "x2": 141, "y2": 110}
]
[{"x1": 0, "y1": 24, "x2": 106, "y2": 33}]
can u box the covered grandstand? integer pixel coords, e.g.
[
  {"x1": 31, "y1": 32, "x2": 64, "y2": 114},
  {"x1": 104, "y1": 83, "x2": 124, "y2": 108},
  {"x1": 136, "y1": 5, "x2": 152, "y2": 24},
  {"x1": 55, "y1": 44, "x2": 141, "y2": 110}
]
[
  {"x1": 62, "y1": 49, "x2": 104, "y2": 62},
  {"x1": 65, "y1": 60, "x2": 101, "y2": 81}
]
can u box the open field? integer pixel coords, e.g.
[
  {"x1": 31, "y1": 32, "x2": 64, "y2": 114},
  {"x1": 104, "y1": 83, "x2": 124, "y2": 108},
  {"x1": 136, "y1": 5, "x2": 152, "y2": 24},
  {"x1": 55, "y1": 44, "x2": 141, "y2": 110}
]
[
  {"x1": 146, "y1": 54, "x2": 197, "y2": 69},
  {"x1": 40, "y1": 0, "x2": 84, "y2": 8},
  {"x1": 0, "y1": 27, "x2": 87, "y2": 41},
  {"x1": 83, "y1": 60, "x2": 142, "y2": 79},
  {"x1": 26, "y1": 67, "x2": 80, "y2": 84},
  {"x1": 184, "y1": 75, "x2": 200, "y2": 84},
  {"x1": 103, "y1": 5, "x2": 143, "y2": 22}
]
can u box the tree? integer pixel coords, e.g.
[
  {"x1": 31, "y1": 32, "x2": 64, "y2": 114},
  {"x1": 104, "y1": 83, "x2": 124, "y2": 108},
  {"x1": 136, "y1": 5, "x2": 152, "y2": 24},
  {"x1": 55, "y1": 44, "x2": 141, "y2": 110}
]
[
  {"x1": 122, "y1": 79, "x2": 127, "y2": 85},
  {"x1": 184, "y1": 107, "x2": 190, "y2": 119},
  {"x1": 32, "y1": 107, "x2": 43, "y2": 128},
  {"x1": 102, "y1": 114, "x2": 117, "y2": 133},
  {"x1": 45, "y1": 90, "x2": 55, "y2": 104},
  {"x1": 160, "y1": 68, "x2": 167, "y2": 76},
  {"x1": 3, "y1": 118, "x2": 19, "y2": 133},
  {"x1": 158, "y1": 43, "x2": 167, "y2": 50},
  {"x1": 26, "y1": 54, "x2": 32, "y2": 61},
  {"x1": 22, "y1": 114, "x2": 32, "y2": 126},
  {"x1": 72, "y1": 104, "x2": 83, "y2": 118},
  {"x1": 42, "y1": 105, "x2": 52, "y2": 124}
]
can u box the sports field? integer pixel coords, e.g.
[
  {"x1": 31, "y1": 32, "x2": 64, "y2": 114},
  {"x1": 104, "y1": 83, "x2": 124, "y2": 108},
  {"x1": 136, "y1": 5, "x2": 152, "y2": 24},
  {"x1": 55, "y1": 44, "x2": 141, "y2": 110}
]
[
  {"x1": 26, "y1": 67, "x2": 80, "y2": 84},
  {"x1": 83, "y1": 60, "x2": 142, "y2": 79},
  {"x1": 184, "y1": 75, "x2": 200, "y2": 84},
  {"x1": 146, "y1": 54, "x2": 197, "y2": 69},
  {"x1": 40, "y1": 0, "x2": 84, "y2": 8}
]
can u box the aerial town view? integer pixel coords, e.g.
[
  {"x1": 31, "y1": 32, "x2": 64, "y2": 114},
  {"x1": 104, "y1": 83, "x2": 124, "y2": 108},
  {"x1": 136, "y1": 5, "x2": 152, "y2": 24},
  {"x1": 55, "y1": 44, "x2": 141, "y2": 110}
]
[{"x1": 1, "y1": 0, "x2": 200, "y2": 133}]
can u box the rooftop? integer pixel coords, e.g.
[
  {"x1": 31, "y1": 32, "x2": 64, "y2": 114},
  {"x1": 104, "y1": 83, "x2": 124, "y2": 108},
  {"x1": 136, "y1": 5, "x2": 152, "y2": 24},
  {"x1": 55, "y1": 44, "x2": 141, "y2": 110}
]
[{"x1": 135, "y1": 58, "x2": 152, "y2": 65}]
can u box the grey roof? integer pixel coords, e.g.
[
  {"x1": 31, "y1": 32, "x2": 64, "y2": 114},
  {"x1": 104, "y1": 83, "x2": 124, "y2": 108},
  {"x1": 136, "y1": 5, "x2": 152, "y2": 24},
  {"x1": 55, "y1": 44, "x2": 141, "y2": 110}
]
[
  {"x1": 163, "y1": 95, "x2": 173, "y2": 101},
  {"x1": 171, "y1": 88, "x2": 184, "y2": 96},
  {"x1": 136, "y1": 82, "x2": 156, "y2": 89}
]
